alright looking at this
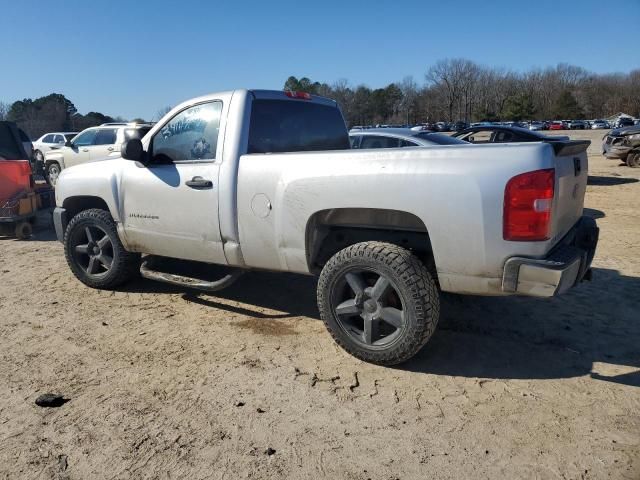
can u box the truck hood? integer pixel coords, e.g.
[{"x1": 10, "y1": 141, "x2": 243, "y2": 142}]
[
  {"x1": 60, "y1": 156, "x2": 124, "y2": 176},
  {"x1": 611, "y1": 125, "x2": 640, "y2": 137}
]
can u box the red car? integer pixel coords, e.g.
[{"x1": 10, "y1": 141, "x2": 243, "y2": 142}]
[{"x1": 549, "y1": 121, "x2": 566, "y2": 130}]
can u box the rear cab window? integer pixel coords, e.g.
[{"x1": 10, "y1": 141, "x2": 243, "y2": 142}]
[{"x1": 247, "y1": 99, "x2": 349, "y2": 154}]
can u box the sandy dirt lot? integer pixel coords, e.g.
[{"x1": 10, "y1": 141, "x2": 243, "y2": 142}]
[{"x1": 1, "y1": 129, "x2": 638, "y2": 479}]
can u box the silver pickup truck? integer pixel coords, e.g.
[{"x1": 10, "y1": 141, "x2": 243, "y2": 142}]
[{"x1": 53, "y1": 89, "x2": 598, "y2": 365}]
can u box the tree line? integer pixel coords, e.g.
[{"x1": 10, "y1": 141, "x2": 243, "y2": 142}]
[
  {"x1": 284, "y1": 59, "x2": 640, "y2": 126},
  {"x1": 2, "y1": 59, "x2": 637, "y2": 138},
  {"x1": 0, "y1": 94, "x2": 147, "y2": 139}
]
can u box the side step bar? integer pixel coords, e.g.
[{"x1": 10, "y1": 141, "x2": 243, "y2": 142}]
[{"x1": 140, "y1": 256, "x2": 244, "y2": 292}]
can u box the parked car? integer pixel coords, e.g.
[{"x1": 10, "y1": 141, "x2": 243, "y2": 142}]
[
  {"x1": 450, "y1": 121, "x2": 468, "y2": 132},
  {"x1": 33, "y1": 132, "x2": 78, "y2": 162},
  {"x1": 529, "y1": 121, "x2": 545, "y2": 131},
  {"x1": 452, "y1": 126, "x2": 569, "y2": 144},
  {"x1": 548, "y1": 121, "x2": 565, "y2": 130},
  {"x1": 569, "y1": 120, "x2": 587, "y2": 130},
  {"x1": 349, "y1": 128, "x2": 467, "y2": 149},
  {"x1": 614, "y1": 117, "x2": 634, "y2": 129},
  {"x1": 591, "y1": 120, "x2": 609, "y2": 130},
  {"x1": 602, "y1": 124, "x2": 640, "y2": 167},
  {"x1": 44, "y1": 123, "x2": 153, "y2": 185},
  {"x1": 435, "y1": 122, "x2": 450, "y2": 132},
  {"x1": 53, "y1": 88, "x2": 598, "y2": 366},
  {"x1": 32, "y1": 132, "x2": 78, "y2": 175}
]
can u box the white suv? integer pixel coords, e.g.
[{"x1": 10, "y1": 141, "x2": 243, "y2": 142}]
[{"x1": 44, "y1": 123, "x2": 152, "y2": 185}]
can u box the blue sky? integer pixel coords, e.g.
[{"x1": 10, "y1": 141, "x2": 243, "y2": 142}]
[{"x1": 1, "y1": 0, "x2": 638, "y2": 120}]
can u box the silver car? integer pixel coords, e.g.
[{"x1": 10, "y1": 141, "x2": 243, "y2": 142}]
[{"x1": 349, "y1": 128, "x2": 467, "y2": 149}]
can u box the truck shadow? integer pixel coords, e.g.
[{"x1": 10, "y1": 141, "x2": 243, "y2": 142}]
[
  {"x1": 402, "y1": 267, "x2": 640, "y2": 387},
  {"x1": 123, "y1": 265, "x2": 639, "y2": 387},
  {"x1": 125, "y1": 270, "x2": 320, "y2": 320},
  {"x1": 587, "y1": 175, "x2": 639, "y2": 186}
]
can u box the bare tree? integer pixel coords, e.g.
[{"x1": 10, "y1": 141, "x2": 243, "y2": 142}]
[
  {"x1": 0, "y1": 101, "x2": 9, "y2": 121},
  {"x1": 154, "y1": 106, "x2": 172, "y2": 122}
]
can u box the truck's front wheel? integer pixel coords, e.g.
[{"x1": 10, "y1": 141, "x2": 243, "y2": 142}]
[
  {"x1": 63, "y1": 209, "x2": 140, "y2": 289},
  {"x1": 317, "y1": 242, "x2": 439, "y2": 366}
]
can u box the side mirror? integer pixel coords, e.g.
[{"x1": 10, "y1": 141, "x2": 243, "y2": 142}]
[
  {"x1": 65, "y1": 140, "x2": 73, "y2": 147},
  {"x1": 121, "y1": 138, "x2": 144, "y2": 162}
]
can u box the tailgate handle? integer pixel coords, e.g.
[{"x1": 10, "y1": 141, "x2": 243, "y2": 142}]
[
  {"x1": 185, "y1": 176, "x2": 213, "y2": 189},
  {"x1": 573, "y1": 157, "x2": 581, "y2": 176}
]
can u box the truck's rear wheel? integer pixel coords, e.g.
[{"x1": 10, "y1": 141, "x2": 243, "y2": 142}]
[
  {"x1": 317, "y1": 241, "x2": 439, "y2": 365},
  {"x1": 63, "y1": 209, "x2": 140, "y2": 289}
]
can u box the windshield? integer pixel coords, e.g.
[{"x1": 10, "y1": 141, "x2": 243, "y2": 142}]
[
  {"x1": 248, "y1": 100, "x2": 349, "y2": 153},
  {"x1": 414, "y1": 132, "x2": 467, "y2": 145}
]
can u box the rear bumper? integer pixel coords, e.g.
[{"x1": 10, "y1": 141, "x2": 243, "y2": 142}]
[
  {"x1": 53, "y1": 207, "x2": 67, "y2": 242},
  {"x1": 502, "y1": 216, "x2": 599, "y2": 297}
]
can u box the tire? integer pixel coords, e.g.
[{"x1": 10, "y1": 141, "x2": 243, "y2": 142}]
[
  {"x1": 15, "y1": 221, "x2": 32, "y2": 239},
  {"x1": 317, "y1": 241, "x2": 440, "y2": 366},
  {"x1": 626, "y1": 152, "x2": 640, "y2": 168},
  {"x1": 46, "y1": 162, "x2": 61, "y2": 186},
  {"x1": 63, "y1": 209, "x2": 140, "y2": 289}
]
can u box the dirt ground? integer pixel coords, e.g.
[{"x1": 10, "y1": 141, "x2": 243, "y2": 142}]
[{"x1": 1, "y1": 129, "x2": 638, "y2": 479}]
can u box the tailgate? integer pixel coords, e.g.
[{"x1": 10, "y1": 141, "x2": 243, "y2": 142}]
[{"x1": 550, "y1": 141, "x2": 590, "y2": 243}]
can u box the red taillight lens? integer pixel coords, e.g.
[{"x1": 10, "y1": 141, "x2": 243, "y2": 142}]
[
  {"x1": 503, "y1": 168, "x2": 554, "y2": 241},
  {"x1": 284, "y1": 90, "x2": 311, "y2": 100}
]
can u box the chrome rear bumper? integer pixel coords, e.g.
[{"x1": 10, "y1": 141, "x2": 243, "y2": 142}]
[{"x1": 502, "y1": 216, "x2": 599, "y2": 297}]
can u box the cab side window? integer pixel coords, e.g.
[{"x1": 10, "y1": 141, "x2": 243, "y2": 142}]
[
  {"x1": 466, "y1": 130, "x2": 492, "y2": 143},
  {"x1": 93, "y1": 129, "x2": 118, "y2": 145},
  {"x1": 42, "y1": 134, "x2": 55, "y2": 143},
  {"x1": 494, "y1": 131, "x2": 514, "y2": 142},
  {"x1": 72, "y1": 130, "x2": 98, "y2": 146},
  {"x1": 359, "y1": 135, "x2": 400, "y2": 149},
  {"x1": 151, "y1": 102, "x2": 222, "y2": 163}
]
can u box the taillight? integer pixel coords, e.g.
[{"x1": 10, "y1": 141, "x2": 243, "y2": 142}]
[
  {"x1": 503, "y1": 168, "x2": 554, "y2": 241},
  {"x1": 284, "y1": 90, "x2": 311, "y2": 100}
]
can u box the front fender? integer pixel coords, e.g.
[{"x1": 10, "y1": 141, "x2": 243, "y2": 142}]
[
  {"x1": 55, "y1": 160, "x2": 123, "y2": 223},
  {"x1": 44, "y1": 152, "x2": 65, "y2": 169}
]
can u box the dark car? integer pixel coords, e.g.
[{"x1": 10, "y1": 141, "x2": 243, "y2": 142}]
[
  {"x1": 614, "y1": 117, "x2": 634, "y2": 129},
  {"x1": 452, "y1": 126, "x2": 569, "y2": 144},
  {"x1": 602, "y1": 124, "x2": 640, "y2": 167},
  {"x1": 450, "y1": 121, "x2": 468, "y2": 132}
]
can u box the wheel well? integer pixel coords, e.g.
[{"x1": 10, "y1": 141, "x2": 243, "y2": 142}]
[
  {"x1": 306, "y1": 208, "x2": 437, "y2": 280},
  {"x1": 63, "y1": 196, "x2": 110, "y2": 220}
]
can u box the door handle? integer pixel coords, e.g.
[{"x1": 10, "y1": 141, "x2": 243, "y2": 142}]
[
  {"x1": 107, "y1": 147, "x2": 114, "y2": 152},
  {"x1": 82, "y1": 148, "x2": 89, "y2": 152},
  {"x1": 185, "y1": 176, "x2": 213, "y2": 189}
]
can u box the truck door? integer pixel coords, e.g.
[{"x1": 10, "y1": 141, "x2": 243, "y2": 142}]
[{"x1": 119, "y1": 101, "x2": 227, "y2": 265}]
